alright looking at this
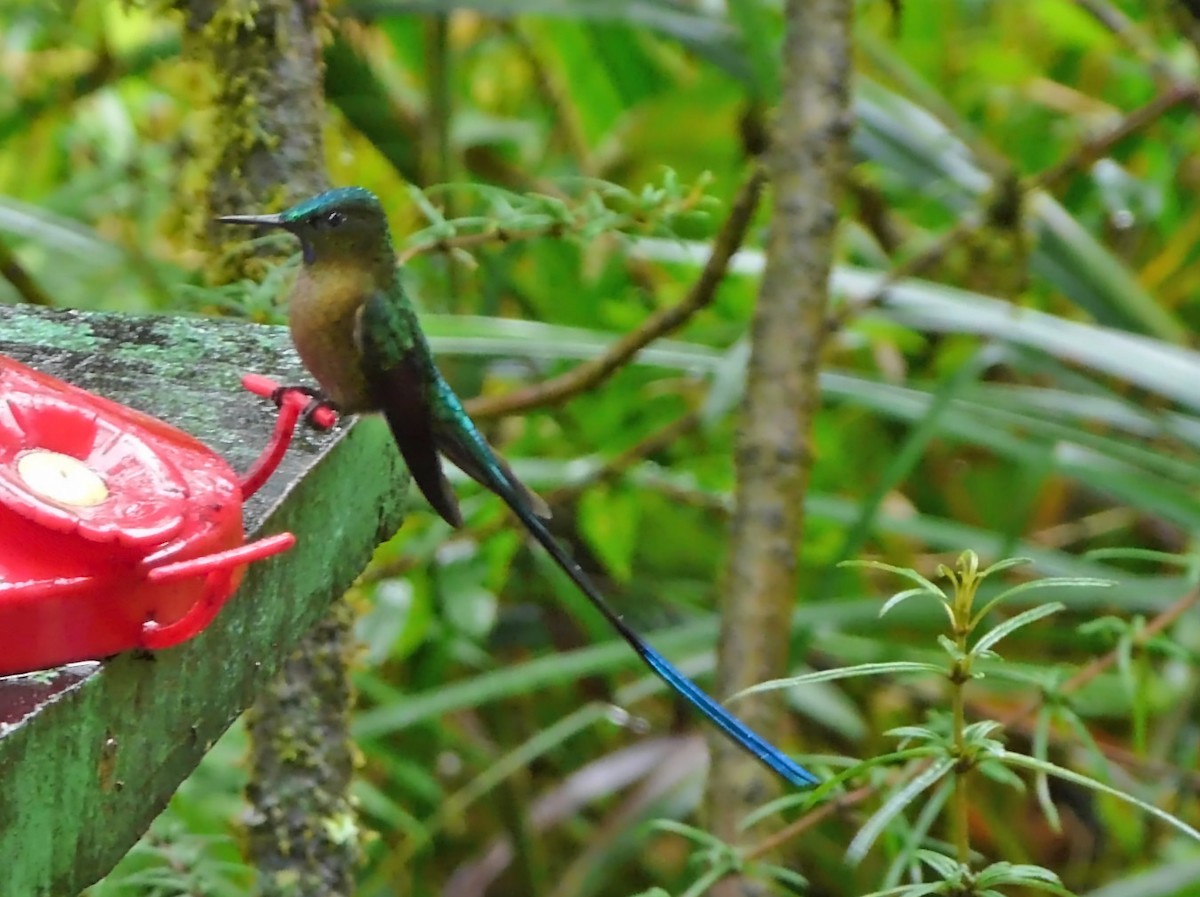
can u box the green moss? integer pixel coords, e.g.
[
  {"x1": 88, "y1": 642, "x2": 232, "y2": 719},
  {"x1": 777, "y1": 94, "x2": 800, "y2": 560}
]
[{"x1": 180, "y1": 0, "x2": 331, "y2": 285}]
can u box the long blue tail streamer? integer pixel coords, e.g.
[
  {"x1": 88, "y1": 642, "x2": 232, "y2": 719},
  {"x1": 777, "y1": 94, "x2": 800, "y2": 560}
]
[{"x1": 510, "y1": 502, "x2": 820, "y2": 788}]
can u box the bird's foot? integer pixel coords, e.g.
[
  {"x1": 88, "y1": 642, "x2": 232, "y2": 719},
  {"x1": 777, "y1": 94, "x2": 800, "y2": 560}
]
[{"x1": 269, "y1": 385, "x2": 339, "y2": 431}]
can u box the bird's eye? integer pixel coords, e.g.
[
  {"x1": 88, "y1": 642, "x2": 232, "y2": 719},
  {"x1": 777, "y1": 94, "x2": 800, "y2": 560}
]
[{"x1": 326, "y1": 211, "x2": 345, "y2": 228}]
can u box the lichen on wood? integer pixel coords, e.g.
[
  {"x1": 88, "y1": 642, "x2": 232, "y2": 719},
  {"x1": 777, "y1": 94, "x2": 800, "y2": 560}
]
[{"x1": 179, "y1": 0, "x2": 331, "y2": 282}]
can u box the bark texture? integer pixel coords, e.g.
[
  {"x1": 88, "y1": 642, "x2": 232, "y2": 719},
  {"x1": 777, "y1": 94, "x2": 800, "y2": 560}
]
[
  {"x1": 183, "y1": 0, "x2": 331, "y2": 281},
  {"x1": 707, "y1": 0, "x2": 854, "y2": 890}
]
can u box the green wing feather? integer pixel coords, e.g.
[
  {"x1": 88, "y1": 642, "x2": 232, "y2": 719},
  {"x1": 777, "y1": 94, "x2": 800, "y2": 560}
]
[
  {"x1": 359, "y1": 290, "x2": 463, "y2": 527},
  {"x1": 358, "y1": 289, "x2": 549, "y2": 524}
]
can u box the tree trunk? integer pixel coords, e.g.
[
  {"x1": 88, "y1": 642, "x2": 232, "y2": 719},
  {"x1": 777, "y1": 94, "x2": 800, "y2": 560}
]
[{"x1": 706, "y1": 0, "x2": 854, "y2": 893}]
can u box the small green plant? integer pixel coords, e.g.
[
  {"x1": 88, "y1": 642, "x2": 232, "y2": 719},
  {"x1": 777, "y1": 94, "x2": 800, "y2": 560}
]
[{"x1": 662, "y1": 550, "x2": 1200, "y2": 897}]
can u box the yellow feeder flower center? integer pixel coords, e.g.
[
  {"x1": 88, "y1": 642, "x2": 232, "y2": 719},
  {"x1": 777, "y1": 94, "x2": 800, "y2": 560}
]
[{"x1": 17, "y1": 449, "x2": 110, "y2": 508}]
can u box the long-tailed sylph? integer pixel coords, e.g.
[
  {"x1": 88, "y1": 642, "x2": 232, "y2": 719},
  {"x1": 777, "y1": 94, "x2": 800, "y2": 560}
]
[{"x1": 220, "y1": 187, "x2": 818, "y2": 787}]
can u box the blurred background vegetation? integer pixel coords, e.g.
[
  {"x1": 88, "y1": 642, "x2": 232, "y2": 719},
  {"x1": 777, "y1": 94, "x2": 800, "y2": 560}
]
[{"x1": 3, "y1": 0, "x2": 1200, "y2": 895}]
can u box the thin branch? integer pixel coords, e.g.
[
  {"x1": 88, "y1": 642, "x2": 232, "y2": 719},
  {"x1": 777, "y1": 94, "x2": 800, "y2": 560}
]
[
  {"x1": 397, "y1": 223, "x2": 565, "y2": 265},
  {"x1": 0, "y1": 236, "x2": 53, "y2": 306},
  {"x1": 825, "y1": 214, "x2": 978, "y2": 334},
  {"x1": 1074, "y1": 0, "x2": 1200, "y2": 121},
  {"x1": 744, "y1": 785, "x2": 873, "y2": 860},
  {"x1": 463, "y1": 166, "x2": 768, "y2": 422},
  {"x1": 830, "y1": 80, "x2": 1194, "y2": 332},
  {"x1": 503, "y1": 20, "x2": 597, "y2": 176},
  {"x1": 1031, "y1": 82, "x2": 1198, "y2": 192},
  {"x1": 552, "y1": 409, "x2": 703, "y2": 496},
  {"x1": 988, "y1": 705, "x2": 1200, "y2": 790},
  {"x1": 1072, "y1": 0, "x2": 1183, "y2": 84},
  {"x1": 397, "y1": 177, "x2": 711, "y2": 265}
]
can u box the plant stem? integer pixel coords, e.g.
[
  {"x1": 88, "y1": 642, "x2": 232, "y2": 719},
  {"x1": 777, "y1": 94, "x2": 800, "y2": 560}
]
[
  {"x1": 951, "y1": 658, "x2": 971, "y2": 866},
  {"x1": 950, "y1": 555, "x2": 976, "y2": 867},
  {"x1": 0, "y1": 235, "x2": 52, "y2": 306}
]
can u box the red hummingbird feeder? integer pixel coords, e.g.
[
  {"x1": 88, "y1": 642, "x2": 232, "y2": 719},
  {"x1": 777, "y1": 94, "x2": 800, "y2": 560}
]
[{"x1": 0, "y1": 356, "x2": 334, "y2": 676}]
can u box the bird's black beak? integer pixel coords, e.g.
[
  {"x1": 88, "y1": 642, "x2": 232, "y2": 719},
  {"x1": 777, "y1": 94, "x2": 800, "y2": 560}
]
[{"x1": 216, "y1": 213, "x2": 287, "y2": 228}]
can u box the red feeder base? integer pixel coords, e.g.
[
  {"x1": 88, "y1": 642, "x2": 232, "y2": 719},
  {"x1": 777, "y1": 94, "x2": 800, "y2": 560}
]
[{"x1": 0, "y1": 357, "x2": 323, "y2": 675}]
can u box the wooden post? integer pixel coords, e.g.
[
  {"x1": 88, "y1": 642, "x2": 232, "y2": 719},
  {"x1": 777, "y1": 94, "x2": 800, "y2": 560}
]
[{"x1": 0, "y1": 305, "x2": 406, "y2": 895}]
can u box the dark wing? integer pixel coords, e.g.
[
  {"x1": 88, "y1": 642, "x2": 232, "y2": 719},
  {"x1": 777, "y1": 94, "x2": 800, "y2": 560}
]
[
  {"x1": 435, "y1": 427, "x2": 552, "y2": 521},
  {"x1": 359, "y1": 296, "x2": 464, "y2": 528}
]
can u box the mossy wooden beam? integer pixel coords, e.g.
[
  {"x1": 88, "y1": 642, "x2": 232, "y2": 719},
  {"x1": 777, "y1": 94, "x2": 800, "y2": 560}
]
[{"x1": 0, "y1": 304, "x2": 407, "y2": 897}]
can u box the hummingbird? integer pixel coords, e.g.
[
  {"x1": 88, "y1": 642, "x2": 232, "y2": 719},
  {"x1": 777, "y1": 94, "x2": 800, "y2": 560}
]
[{"x1": 219, "y1": 187, "x2": 818, "y2": 788}]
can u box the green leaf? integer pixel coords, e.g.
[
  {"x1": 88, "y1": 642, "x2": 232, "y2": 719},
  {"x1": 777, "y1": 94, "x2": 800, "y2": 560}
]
[
  {"x1": 578, "y1": 485, "x2": 641, "y2": 581},
  {"x1": 1030, "y1": 192, "x2": 1186, "y2": 343},
  {"x1": 423, "y1": 313, "x2": 723, "y2": 371},
  {"x1": 1085, "y1": 859, "x2": 1200, "y2": 897},
  {"x1": 348, "y1": 0, "x2": 741, "y2": 55},
  {"x1": 732, "y1": 662, "x2": 946, "y2": 701},
  {"x1": 0, "y1": 196, "x2": 123, "y2": 261},
  {"x1": 847, "y1": 757, "x2": 956, "y2": 863},
  {"x1": 357, "y1": 578, "x2": 433, "y2": 665},
  {"x1": 971, "y1": 579, "x2": 1111, "y2": 628},
  {"x1": 879, "y1": 587, "x2": 946, "y2": 619},
  {"x1": 971, "y1": 602, "x2": 1065, "y2": 656},
  {"x1": 839, "y1": 560, "x2": 947, "y2": 599},
  {"x1": 832, "y1": 347, "x2": 991, "y2": 575},
  {"x1": 726, "y1": 0, "x2": 779, "y2": 100},
  {"x1": 915, "y1": 847, "x2": 966, "y2": 880},
  {"x1": 880, "y1": 777, "x2": 955, "y2": 891},
  {"x1": 1032, "y1": 707, "x2": 1062, "y2": 833},
  {"x1": 1002, "y1": 753, "x2": 1200, "y2": 843}
]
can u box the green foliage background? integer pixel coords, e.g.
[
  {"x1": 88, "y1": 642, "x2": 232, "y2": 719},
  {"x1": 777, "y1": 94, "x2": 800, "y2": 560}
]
[{"x1": 2, "y1": 1, "x2": 1199, "y2": 895}]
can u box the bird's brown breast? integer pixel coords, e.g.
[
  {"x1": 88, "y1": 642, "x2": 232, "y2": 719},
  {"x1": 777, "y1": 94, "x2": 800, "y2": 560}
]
[{"x1": 287, "y1": 263, "x2": 375, "y2": 412}]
